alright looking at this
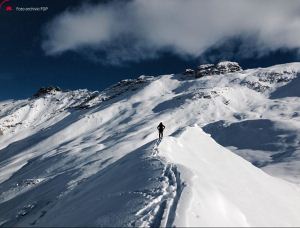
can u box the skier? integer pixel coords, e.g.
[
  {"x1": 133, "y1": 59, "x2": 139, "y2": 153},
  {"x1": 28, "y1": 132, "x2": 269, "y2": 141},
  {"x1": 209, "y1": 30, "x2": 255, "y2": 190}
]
[{"x1": 157, "y1": 122, "x2": 165, "y2": 140}]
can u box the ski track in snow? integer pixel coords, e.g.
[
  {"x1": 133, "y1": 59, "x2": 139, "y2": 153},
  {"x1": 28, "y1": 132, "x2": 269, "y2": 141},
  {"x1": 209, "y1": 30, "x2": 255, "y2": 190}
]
[{"x1": 132, "y1": 139, "x2": 185, "y2": 227}]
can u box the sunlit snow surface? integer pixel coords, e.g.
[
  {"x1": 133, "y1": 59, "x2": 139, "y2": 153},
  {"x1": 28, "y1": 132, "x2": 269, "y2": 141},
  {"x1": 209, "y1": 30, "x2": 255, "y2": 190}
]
[
  {"x1": 1, "y1": 63, "x2": 300, "y2": 226},
  {"x1": 160, "y1": 126, "x2": 300, "y2": 227}
]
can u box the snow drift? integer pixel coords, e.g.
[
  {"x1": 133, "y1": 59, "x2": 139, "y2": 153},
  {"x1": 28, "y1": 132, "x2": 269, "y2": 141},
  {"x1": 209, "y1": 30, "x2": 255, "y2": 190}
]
[{"x1": 159, "y1": 126, "x2": 300, "y2": 227}]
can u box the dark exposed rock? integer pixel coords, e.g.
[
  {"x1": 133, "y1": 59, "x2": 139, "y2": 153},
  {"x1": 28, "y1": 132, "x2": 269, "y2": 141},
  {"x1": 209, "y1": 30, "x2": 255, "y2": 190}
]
[
  {"x1": 196, "y1": 64, "x2": 217, "y2": 77},
  {"x1": 183, "y1": 69, "x2": 195, "y2": 76},
  {"x1": 241, "y1": 81, "x2": 270, "y2": 93},
  {"x1": 73, "y1": 91, "x2": 100, "y2": 110},
  {"x1": 258, "y1": 71, "x2": 295, "y2": 84},
  {"x1": 33, "y1": 86, "x2": 62, "y2": 98},
  {"x1": 190, "y1": 90, "x2": 219, "y2": 100},
  {"x1": 101, "y1": 76, "x2": 153, "y2": 101},
  {"x1": 195, "y1": 61, "x2": 242, "y2": 78}
]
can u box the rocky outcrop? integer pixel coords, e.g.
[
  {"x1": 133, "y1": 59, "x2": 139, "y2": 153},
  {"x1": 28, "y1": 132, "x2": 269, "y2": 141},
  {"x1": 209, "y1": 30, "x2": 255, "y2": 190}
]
[
  {"x1": 101, "y1": 76, "x2": 154, "y2": 101},
  {"x1": 183, "y1": 69, "x2": 195, "y2": 76},
  {"x1": 257, "y1": 71, "x2": 296, "y2": 84},
  {"x1": 33, "y1": 86, "x2": 62, "y2": 98},
  {"x1": 195, "y1": 61, "x2": 242, "y2": 78}
]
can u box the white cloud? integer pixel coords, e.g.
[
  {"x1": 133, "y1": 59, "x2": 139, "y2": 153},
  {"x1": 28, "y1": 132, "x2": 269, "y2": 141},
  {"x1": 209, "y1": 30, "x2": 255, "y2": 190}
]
[{"x1": 42, "y1": 0, "x2": 300, "y2": 64}]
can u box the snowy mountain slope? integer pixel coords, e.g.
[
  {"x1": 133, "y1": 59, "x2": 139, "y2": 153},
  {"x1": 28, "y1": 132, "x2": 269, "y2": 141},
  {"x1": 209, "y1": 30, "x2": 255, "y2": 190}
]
[
  {"x1": 1, "y1": 62, "x2": 300, "y2": 226},
  {"x1": 159, "y1": 126, "x2": 300, "y2": 227},
  {"x1": 0, "y1": 140, "x2": 169, "y2": 227}
]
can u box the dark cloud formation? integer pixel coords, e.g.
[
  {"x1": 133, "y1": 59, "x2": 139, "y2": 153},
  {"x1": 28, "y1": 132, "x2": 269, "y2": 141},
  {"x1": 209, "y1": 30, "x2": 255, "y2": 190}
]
[{"x1": 42, "y1": 0, "x2": 300, "y2": 64}]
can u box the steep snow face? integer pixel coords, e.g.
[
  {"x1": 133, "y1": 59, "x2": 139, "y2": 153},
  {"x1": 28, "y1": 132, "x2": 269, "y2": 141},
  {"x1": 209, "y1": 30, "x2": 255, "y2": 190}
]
[
  {"x1": 159, "y1": 126, "x2": 300, "y2": 227},
  {"x1": 1, "y1": 62, "x2": 300, "y2": 226}
]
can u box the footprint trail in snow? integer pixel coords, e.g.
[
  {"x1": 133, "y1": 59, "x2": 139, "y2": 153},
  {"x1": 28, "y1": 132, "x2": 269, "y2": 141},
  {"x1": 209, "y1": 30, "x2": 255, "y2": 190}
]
[{"x1": 133, "y1": 139, "x2": 185, "y2": 227}]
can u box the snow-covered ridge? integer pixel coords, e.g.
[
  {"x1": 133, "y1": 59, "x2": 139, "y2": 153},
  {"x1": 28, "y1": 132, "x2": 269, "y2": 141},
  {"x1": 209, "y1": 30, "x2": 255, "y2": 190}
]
[
  {"x1": 0, "y1": 75, "x2": 154, "y2": 135},
  {"x1": 1, "y1": 62, "x2": 300, "y2": 226},
  {"x1": 159, "y1": 125, "x2": 300, "y2": 227}
]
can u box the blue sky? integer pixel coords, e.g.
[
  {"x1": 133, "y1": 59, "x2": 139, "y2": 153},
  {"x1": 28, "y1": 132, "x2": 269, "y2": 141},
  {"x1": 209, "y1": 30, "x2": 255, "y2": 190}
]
[{"x1": 0, "y1": 0, "x2": 299, "y2": 100}]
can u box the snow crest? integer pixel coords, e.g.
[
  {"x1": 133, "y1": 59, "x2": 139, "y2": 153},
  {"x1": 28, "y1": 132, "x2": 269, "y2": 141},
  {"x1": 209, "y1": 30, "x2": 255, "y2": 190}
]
[{"x1": 159, "y1": 125, "x2": 300, "y2": 227}]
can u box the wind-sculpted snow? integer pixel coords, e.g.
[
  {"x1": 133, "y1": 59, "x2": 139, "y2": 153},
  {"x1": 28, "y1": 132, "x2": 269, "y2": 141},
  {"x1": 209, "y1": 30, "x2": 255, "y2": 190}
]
[
  {"x1": 203, "y1": 119, "x2": 300, "y2": 183},
  {"x1": 0, "y1": 141, "x2": 165, "y2": 227},
  {"x1": 159, "y1": 126, "x2": 300, "y2": 227},
  {"x1": 1, "y1": 62, "x2": 300, "y2": 226}
]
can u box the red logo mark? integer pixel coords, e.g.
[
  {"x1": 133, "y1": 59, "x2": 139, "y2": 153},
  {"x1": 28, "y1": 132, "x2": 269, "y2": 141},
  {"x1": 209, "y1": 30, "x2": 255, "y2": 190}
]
[{"x1": 5, "y1": 5, "x2": 12, "y2": 11}]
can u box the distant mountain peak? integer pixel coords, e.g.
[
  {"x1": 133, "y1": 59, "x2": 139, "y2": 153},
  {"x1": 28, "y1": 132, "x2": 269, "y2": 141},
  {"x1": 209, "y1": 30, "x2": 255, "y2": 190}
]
[
  {"x1": 33, "y1": 86, "x2": 62, "y2": 98},
  {"x1": 183, "y1": 61, "x2": 242, "y2": 78}
]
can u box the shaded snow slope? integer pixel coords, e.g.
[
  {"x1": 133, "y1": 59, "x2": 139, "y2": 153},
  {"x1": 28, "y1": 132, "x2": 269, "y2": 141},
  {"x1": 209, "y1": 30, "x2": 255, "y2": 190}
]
[
  {"x1": 0, "y1": 140, "x2": 167, "y2": 227},
  {"x1": 159, "y1": 126, "x2": 300, "y2": 227},
  {"x1": 1, "y1": 62, "x2": 300, "y2": 226}
]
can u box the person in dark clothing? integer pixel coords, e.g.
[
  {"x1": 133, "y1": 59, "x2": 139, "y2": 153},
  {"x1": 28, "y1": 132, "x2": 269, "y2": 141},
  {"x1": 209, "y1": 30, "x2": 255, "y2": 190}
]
[{"x1": 157, "y1": 122, "x2": 165, "y2": 140}]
